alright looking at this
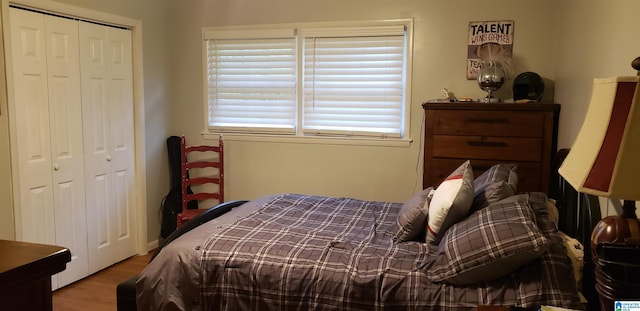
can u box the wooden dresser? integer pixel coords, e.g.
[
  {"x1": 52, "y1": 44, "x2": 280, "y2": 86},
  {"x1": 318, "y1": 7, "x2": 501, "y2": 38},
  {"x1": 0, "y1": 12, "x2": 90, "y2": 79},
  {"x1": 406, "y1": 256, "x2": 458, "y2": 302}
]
[
  {"x1": 0, "y1": 240, "x2": 71, "y2": 311},
  {"x1": 422, "y1": 102, "x2": 560, "y2": 193}
]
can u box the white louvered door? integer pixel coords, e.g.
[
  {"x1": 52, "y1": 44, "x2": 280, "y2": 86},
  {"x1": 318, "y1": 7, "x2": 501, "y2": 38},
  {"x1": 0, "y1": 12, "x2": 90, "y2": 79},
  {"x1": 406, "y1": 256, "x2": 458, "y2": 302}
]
[
  {"x1": 8, "y1": 8, "x2": 89, "y2": 289},
  {"x1": 79, "y1": 21, "x2": 136, "y2": 274}
]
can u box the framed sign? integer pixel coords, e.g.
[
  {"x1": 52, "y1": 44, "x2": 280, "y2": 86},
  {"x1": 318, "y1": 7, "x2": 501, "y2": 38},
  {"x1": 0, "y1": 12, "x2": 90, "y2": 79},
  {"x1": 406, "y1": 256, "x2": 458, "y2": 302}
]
[{"x1": 467, "y1": 20, "x2": 514, "y2": 80}]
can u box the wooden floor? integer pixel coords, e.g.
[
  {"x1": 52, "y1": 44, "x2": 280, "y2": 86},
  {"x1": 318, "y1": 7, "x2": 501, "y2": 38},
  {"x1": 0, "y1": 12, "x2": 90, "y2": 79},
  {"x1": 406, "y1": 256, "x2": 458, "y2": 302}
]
[{"x1": 52, "y1": 251, "x2": 152, "y2": 311}]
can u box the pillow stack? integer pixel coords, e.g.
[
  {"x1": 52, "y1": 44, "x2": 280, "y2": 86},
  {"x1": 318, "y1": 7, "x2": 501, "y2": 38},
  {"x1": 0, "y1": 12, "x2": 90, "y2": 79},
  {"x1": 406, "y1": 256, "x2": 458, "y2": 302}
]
[{"x1": 394, "y1": 161, "x2": 555, "y2": 284}]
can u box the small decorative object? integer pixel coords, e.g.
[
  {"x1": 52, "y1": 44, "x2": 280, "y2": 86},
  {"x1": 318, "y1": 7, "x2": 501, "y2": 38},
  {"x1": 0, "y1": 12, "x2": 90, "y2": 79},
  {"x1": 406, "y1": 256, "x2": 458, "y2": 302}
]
[
  {"x1": 513, "y1": 71, "x2": 544, "y2": 102},
  {"x1": 474, "y1": 42, "x2": 510, "y2": 103},
  {"x1": 441, "y1": 88, "x2": 456, "y2": 101},
  {"x1": 477, "y1": 61, "x2": 505, "y2": 103}
]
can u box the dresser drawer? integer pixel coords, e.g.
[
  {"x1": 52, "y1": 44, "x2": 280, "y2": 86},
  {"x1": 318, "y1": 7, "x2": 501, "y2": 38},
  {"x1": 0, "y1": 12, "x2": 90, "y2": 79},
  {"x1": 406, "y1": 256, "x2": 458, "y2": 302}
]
[
  {"x1": 429, "y1": 110, "x2": 545, "y2": 137},
  {"x1": 422, "y1": 102, "x2": 560, "y2": 193},
  {"x1": 431, "y1": 135, "x2": 543, "y2": 162},
  {"x1": 427, "y1": 158, "x2": 542, "y2": 192}
]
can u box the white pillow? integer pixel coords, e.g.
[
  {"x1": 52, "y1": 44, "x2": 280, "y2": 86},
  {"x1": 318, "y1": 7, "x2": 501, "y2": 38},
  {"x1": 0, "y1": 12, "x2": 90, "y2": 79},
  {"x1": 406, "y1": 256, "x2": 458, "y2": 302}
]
[{"x1": 426, "y1": 160, "x2": 474, "y2": 244}]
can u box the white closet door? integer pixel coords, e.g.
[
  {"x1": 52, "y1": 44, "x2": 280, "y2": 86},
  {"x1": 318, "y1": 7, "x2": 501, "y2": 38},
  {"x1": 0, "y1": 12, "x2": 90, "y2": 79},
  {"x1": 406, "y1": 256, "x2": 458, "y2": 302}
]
[
  {"x1": 9, "y1": 8, "x2": 89, "y2": 288},
  {"x1": 79, "y1": 21, "x2": 136, "y2": 273},
  {"x1": 43, "y1": 14, "x2": 89, "y2": 288},
  {"x1": 9, "y1": 8, "x2": 55, "y2": 246},
  {"x1": 105, "y1": 26, "x2": 137, "y2": 263}
]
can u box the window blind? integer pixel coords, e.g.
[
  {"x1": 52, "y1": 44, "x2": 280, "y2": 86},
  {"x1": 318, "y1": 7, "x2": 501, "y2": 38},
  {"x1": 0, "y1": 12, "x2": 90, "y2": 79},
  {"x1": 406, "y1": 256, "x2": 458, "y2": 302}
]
[
  {"x1": 302, "y1": 26, "x2": 406, "y2": 138},
  {"x1": 205, "y1": 31, "x2": 297, "y2": 134}
]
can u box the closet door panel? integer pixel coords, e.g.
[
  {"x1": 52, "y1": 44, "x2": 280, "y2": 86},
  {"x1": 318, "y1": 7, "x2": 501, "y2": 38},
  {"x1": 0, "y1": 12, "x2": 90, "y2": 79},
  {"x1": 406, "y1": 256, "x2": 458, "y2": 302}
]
[
  {"x1": 52, "y1": 179, "x2": 88, "y2": 287},
  {"x1": 44, "y1": 14, "x2": 89, "y2": 287},
  {"x1": 80, "y1": 21, "x2": 136, "y2": 272},
  {"x1": 80, "y1": 22, "x2": 114, "y2": 273},
  {"x1": 114, "y1": 169, "x2": 133, "y2": 260},
  {"x1": 106, "y1": 27, "x2": 135, "y2": 262},
  {"x1": 23, "y1": 187, "x2": 54, "y2": 243},
  {"x1": 9, "y1": 8, "x2": 55, "y2": 245},
  {"x1": 86, "y1": 172, "x2": 114, "y2": 272}
]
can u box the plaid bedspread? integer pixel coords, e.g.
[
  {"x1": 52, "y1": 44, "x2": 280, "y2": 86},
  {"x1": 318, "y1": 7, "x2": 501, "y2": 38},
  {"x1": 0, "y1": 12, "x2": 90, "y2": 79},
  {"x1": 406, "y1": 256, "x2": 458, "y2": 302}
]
[{"x1": 196, "y1": 193, "x2": 579, "y2": 310}]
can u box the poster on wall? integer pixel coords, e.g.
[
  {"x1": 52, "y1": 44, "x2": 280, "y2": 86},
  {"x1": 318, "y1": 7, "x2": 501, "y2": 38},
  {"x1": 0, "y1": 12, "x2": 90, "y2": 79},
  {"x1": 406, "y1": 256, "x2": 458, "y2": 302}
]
[{"x1": 467, "y1": 20, "x2": 514, "y2": 80}]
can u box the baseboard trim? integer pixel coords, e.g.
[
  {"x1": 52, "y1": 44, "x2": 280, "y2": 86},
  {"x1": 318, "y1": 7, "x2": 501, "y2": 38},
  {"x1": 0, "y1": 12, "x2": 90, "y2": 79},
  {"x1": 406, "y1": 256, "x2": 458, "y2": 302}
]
[{"x1": 146, "y1": 239, "x2": 159, "y2": 253}]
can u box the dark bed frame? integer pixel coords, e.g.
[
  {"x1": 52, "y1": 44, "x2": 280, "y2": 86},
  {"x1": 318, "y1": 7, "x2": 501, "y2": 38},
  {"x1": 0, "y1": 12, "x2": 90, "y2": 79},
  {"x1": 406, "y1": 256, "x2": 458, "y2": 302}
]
[
  {"x1": 116, "y1": 200, "x2": 248, "y2": 311},
  {"x1": 549, "y1": 148, "x2": 602, "y2": 311},
  {"x1": 116, "y1": 148, "x2": 603, "y2": 311}
]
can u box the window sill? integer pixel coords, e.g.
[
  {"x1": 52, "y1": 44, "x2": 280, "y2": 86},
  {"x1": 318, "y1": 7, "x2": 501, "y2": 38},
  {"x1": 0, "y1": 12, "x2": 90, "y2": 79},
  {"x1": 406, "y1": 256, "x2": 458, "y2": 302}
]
[{"x1": 202, "y1": 132, "x2": 413, "y2": 148}]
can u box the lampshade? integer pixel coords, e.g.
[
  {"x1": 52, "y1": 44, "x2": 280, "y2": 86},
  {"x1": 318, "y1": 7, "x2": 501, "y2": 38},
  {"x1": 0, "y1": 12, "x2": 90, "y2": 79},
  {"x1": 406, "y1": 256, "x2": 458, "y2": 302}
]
[
  {"x1": 558, "y1": 76, "x2": 640, "y2": 201},
  {"x1": 559, "y1": 75, "x2": 640, "y2": 311}
]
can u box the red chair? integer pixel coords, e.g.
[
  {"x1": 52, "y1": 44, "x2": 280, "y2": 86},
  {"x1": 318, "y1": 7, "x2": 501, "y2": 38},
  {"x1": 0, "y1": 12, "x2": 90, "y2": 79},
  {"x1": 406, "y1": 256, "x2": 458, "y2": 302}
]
[{"x1": 177, "y1": 135, "x2": 224, "y2": 227}]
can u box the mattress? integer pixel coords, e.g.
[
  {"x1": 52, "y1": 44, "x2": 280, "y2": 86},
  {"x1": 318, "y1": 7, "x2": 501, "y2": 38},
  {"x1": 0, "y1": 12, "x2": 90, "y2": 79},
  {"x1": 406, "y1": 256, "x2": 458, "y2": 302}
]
[{"x1": 137, "y1": 193, "x2": 580, "y2": 310}]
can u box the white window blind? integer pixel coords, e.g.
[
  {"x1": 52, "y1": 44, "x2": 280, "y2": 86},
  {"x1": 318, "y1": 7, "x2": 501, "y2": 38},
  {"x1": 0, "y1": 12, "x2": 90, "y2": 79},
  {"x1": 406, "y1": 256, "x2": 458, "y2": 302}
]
[
  {"x1": 302, "y1": 26, "x2": 406, "y2": 138},
  {"x1": 205, "y1": 30, "x2": 297, "y2": 134},
  {"x1": 203, "y1": 22, "x2": 412, "y2": 140}
]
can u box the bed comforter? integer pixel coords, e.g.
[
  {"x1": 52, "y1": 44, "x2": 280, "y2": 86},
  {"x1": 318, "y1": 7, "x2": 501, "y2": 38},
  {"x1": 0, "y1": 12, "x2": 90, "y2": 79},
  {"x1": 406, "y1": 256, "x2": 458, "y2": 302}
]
[{"x1": 137, "y1": 193, "x2": 580, "y2": 310}]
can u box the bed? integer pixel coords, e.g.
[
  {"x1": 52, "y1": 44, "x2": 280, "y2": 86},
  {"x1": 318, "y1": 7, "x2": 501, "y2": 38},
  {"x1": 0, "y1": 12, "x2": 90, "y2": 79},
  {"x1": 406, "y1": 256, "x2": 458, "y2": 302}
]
[{"x1": 133, "y1": 151, "x2": 599, "y2": 311}]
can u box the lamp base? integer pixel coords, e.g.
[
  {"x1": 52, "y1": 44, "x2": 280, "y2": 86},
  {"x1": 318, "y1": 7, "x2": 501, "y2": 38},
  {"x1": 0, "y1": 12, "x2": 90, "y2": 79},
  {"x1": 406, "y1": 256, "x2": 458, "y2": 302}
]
[
  {"x1": 591, "y1": 200, "x2": 640, "y2": 260},
  {"x1": 591, "y1": 201, "x2": 640, "y2": 311},
  {"x1": 591, "y1": 201, "x2": 640, "y2": 244}
]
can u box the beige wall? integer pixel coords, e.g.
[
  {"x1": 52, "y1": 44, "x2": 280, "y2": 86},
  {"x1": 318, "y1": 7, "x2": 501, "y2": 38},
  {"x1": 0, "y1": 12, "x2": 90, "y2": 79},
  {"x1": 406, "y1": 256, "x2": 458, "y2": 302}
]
[
  {"x1": 0, "y1": 0, "x2": 570, "y2": 244},
  {"x1": 0, "y1": 28, "x2": 13, "y2": 239},
  {"x1": 2, "y1": 0, "x2": 638, "y2": 246},
  {"x1": 554, "y1": 0, "x2": 640, "y2": 216},
  {"x1": 168, "y1": 0, "x2": 559, "y2": 203},
  {"x1": 555, "y1": 0, "x2": 640, "y2": 148}
]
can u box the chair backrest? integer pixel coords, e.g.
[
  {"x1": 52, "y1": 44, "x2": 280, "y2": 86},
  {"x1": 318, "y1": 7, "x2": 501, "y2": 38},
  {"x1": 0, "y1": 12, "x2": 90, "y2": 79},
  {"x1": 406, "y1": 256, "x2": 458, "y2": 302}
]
[{"x1": 180, "y1": 135, "x2": 224, "y2": 214}]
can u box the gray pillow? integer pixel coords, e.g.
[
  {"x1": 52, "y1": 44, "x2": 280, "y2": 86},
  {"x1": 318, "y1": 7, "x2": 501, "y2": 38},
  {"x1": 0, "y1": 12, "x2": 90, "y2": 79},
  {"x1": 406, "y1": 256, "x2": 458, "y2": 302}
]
[
  {"x1": 394, "y1": 187, "x2": 434, "y2": 242},
  {"x1": 426, "y1": 193, "x2": 550, "y2": 285},
  {"x1": 471, "y1": 163, "x2": 517, "y2": 212}
]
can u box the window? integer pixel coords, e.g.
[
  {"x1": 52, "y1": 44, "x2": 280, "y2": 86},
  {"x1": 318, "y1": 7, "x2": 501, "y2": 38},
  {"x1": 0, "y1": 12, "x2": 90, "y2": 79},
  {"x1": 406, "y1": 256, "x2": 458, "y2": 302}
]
[{"x1": 203, "y1": 20, "x2": 413, "y2": 140}]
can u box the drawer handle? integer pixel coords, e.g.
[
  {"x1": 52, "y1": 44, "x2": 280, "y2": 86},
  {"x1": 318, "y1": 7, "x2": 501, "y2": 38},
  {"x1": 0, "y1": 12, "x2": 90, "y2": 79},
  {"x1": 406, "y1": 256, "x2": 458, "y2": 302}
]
[
  {"x1": 468, "y1": 117, "x2": 509, "y2": 123},
  {"x1": 467, "y1": 141, "x2": 508, "y2": 147}
]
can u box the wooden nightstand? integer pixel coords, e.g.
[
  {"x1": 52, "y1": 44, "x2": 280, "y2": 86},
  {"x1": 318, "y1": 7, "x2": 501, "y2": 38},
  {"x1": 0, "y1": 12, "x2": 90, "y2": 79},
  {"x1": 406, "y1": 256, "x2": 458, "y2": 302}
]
[
  {"x1": 0, "y1": 240, "x2": 71, "y2": 311},
  {"x1": 422, "y1": 102, "x2": 560, "y2": 192}
]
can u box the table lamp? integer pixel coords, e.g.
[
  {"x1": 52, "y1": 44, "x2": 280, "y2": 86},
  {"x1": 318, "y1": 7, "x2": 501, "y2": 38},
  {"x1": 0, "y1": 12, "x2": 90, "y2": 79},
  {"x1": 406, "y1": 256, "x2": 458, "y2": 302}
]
[
  {"x1": 558, "y1": 65, "x2": 640, "y2": 309},
  {"x1": 558, "y1": 71, "x2": 640, "y2": 251}
]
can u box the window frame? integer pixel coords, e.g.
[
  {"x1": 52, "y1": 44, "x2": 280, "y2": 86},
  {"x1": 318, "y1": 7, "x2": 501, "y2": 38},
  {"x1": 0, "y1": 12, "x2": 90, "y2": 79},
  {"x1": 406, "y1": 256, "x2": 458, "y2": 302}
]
[{"x1": 202, "y1": 19, "x2": 414, "y2": 146}]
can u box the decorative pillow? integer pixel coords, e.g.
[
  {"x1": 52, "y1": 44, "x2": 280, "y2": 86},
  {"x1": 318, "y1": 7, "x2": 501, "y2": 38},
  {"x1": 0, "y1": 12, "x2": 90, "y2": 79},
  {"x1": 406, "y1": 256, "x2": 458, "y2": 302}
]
[
  {"x1": 394, "y1": 187, "x2": 435, "y2": 242},
  {"x1": 546, "y1": 198, "x2": 560, "y2": 227},
  {"x1": 426, "y1": 193, "x2": 550, "y2": 285},
  {"x1": 559, "y1": 231, "x2": 585, "y2": 291},
  {"x1": 426, "y1": 160, "x2": 474, "y2": 245},
  {"x1": 471, "y1": 163, "x2": 518, "y2": 212}
]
